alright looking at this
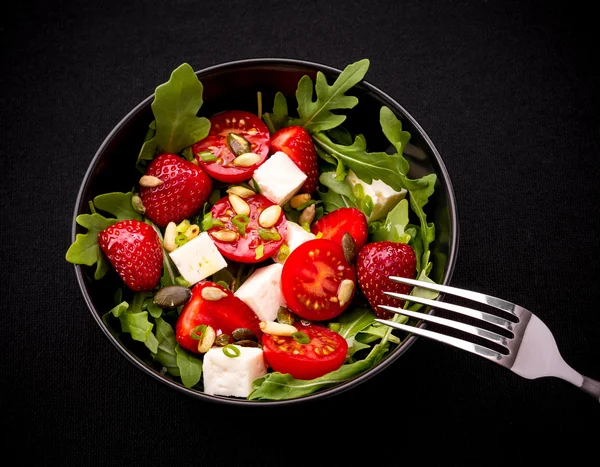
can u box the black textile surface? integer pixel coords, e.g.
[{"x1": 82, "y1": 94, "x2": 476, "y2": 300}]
[{"x1": 2, "y1": 0, "x2": 598, "y2": 464}]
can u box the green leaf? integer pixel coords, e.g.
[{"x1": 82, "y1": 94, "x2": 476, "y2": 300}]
[
  {"x1": 317, "y1": 171, "x2": 357, "y2": 213},
  {"x1": 247, "y1": 359, "x2": 375, "y2": 401},
  {"x1": 118, "y1": 311, "x2": 157, "y2": 352},
  {"x1": 152, "y1": 317, "x2": 180, "y2": 377},
  {"x1": 295, "y1": 59, "x2": 369, "y2": 133},
  {"x1": 65, "y1": 213, "x2": 118, "y2": 279},
  {"x1": 93, "y1": 191, "x2": 143, "y2": 221},
  {"x1": 380, "y1": 106, "x2": 411, "y2": 159},
  {"x1": 370, "y1": 198, "x2": 411, "y2": 243},
  {"x1": 312, "y1": 131, "x2": 408, "y2": 192},
  {"x1": 263, "y1": 91, "x2": 289, "y2": 133},
  {"x1": 175, "y1": 344, "x2": 202, "y2": 388},
  {"x1": 151, "y1": 63, "x2": 210, "y2": 155}
]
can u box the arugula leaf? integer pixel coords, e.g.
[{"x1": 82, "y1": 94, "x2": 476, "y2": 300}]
[
  {"x1": 295, "y1": 59, "x2": 369, "y2": 133},
  {"x1": 262, "y1": 91, "x2": 289, "y2": 134},
  {"x1": 93, "y1": 191, "x2": 143, "y2": 222},
  {"x1": 247, "y1": 359, "x2": 375, "y2": 401},
  {"x1": 117, "y1": 311, "x2": 158, "y2": 353},
  {"x1": 312, "y1": 132, "x2": 409, "y2": 192},
  {"x1": 175, "y1": 344, "x2": 202, "y2": 388},
  {"x1": 317, "y1": 171, "x2": 357, "y2": 213},
  {"x1": 370, "y1": 198, "x2": 411, "y2": 243},
  {"x1": 65, "y1": 213, "x2": 117, "y2": 279},
  {"x1": 152, "y1": 317, "x2": 180, "y2": 377},
  {"x1": 137, "y1": 63, "x2": 210, "y2": 166}
]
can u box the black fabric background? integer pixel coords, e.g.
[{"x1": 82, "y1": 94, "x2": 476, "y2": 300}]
[{"x1": 2, "y1": 0, "x2": 599, "y2": 464}]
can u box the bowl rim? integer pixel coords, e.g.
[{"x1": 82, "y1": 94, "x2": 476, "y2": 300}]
[{"x1": 72, "y1": 57, "x2": 459, "y2": 406}]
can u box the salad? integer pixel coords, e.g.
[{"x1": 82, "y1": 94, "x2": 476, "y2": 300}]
[{"x1": 66, "y1": 59, "x2": 440, "y2": 401}]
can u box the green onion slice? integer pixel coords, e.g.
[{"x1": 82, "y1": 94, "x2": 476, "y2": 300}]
[
  {"x1": 258, "y1": 228, "x2": 281, "y2": 241},
  {"x1": 191, "y1": 324, "x2": 207, "y2": 341},
  {"x1": 176, "y1": 219, "x2": 191, "y2": 233},
  {"x1": 255, "y1": 244, "x2": 264, "y2": 260},
  {"x1": 232, "y1": 214, "x2": 250, "y2": 236},
  {"x1": 175, "y1": 234, "x2": 188, "y2": 246},
  {"x1": 201, "y1": 212, "x2": 223, "y2": 231},
  {"x1": 277, "y1": 244, "x2": 290, "y2": 261},
  {"x1": 198, "y1": 150, "x2": 217, "y2": 162},
  {"x1": 223, "y1": 344, "x2": 241, "y2": 358},
  {"x1": 292, "y1": 331, "x2": 310, "y2": 344}
]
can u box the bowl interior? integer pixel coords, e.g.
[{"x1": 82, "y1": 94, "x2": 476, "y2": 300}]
[{"x1": 73, "y1": 58, "x2": 459, "y2": 406}]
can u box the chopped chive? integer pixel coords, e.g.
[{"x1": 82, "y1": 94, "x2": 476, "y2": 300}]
[
  {"x1": 198, "y1": 150, "x2": 217, "y2": 162},
  {"x1": 176, "y1": 219, "x2": 191, "y2": 233},
  {"x1": 175, "y1": 276, "x2": 191, "y2": 287},
  {"x1": 277, "y1": 244, "x2": 290, "y2": 262},
  {"x1": 255, "y1": 244, "x2": 264, "y2": 260},
  {"x1": 201, "y1": 212, "x2": 223, "y2": 231},
  {"x1": 191, "y1": 324, "x2": 207, "y2": 341},
  {"x1": 174, "y1": 234, "x2": 188, "y2": 246},
  {"x1": 292, "y1": 331, "x2": 310, "y2": 344},
  {"x1": 258, "y1": 228, "x2": 281, "y2": 241},
  {"x1": 315, "y1": 231, "x2": 323, "y2": 239},
  {"x1": 296, "y1": 200, "x2": 316, "y2": 211},
  {"x1": 361, "y1": 195, "x2": 374, "y2": 217},
  {"x1": 223, "y1": 344, "x2": 241, "y2": 358},
  {"x1": 353, "y1": 183, "x2": 365, "y2": 200},
  {"x1": 232, "y1": 214, "x2": 250, "y2": 236},
  {"x1": 328, "y1": 322, "x2": 341, "y2": 332}
]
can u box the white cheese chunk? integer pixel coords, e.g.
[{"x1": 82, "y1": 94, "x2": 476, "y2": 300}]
[
  {"x1": 346, "y1": 170, "x2": 407, "y2": 222},
  {"x1": 234, "y1": 262, "x2": 285, "y2": 322},
  {"x1": 203, "y1": 345, "x2": 267, "y2": 398},
  {"x1": 168, "y1": 231, "x2": 227, "y2": 285},
  {"x1": 272, "y1": 221, "x2": 316, "y2": 264},
  {"x1": 252, "y1": 151, "x2": 307, "y2": 205}
]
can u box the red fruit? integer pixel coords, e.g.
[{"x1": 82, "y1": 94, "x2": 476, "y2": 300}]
[
  {"x1": 311, "y1": 207, "x2": 368, "y2": 251},
  {"x1": 175, "y1": 281, "x2": 262, "y2": 354},
  {"x1": 356, "y1": 241, "x2": 417, "y2": 319},
  {"x1": 139, "y1": 153, "x2": 212, "y2": 227},
  {"x1": 270, "y1": 126, "x2": 319, "y2": 193},
  {"x1": 98, "y1": 220, "x2": 163, "y2": 292}
]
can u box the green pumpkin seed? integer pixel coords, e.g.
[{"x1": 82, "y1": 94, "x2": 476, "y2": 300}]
[
  {"x1": 232, "y1": 327, "x2": 257, "y2": 342},
  {"x1": 227, "y1": 132, "x2": 251, "y2": 156},
  {"x1": 153, "y1": 285, "x2": 192, "y2": 308},
  {"x1": 342, "y1": 232, "x2": 357, "y2": 264}
]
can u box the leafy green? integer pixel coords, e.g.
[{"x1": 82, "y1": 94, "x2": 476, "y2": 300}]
[
  {"x1": 152, "y1": 318, "x2": 180, "y2": 376},
  {"x1": 294, "y1": 59, "x2": 369, "y2": 133},
  {"x1": 370, "y1": 198, "x2": 411, "y2": 243},
  {"x1": 94, "y1": 192, "x2": 143, "y2": 221},
  {"x1": 175, "y1": 344, "x2": 202, "y2": 388},
  {"x1": 65, "y1": 213, "x2": 117, "y2": 279},
  {"x1": 247, "y1": 359, "x2": 375, "y2": 401},
  {"x1": 262, "y1": 91, "x2": 289, "y2": 133},
  {"x1": 136, "y1": 63, "x2": 210, "y2": 166},
  {"x1": 317, "y1": 171, "x2": 357, "y2": 213}
]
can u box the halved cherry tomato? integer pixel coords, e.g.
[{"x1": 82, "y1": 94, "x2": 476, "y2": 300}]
[
  {"x1": 280, "y1": 238, "x2": 356, "y2": 321},
  {"x1": 262, "y1": 322, "x2": 348, "y2": 380},
  {"x1": 311, "y1": 207, "x2": 368, "y2": 251},
  {"x1": 175, "y1": 281, "x2": 262, "y2": 354},
  {"x1": 192, "y1": 110, "x2": 270, "y2": 183},
  {"x1": 209, "y1": 193, "x2": 286, "y2": 263}
]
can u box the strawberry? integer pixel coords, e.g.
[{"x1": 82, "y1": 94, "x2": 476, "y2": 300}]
[
  {"x1": 356, "y1": 241, "x2": 417, "y2": 319},
  {"x1": 270, "y1": 126, "x2": 319, "y2": 193},
  {"x1": 98, "y1": 219, "x2": 163, "y2": 292},
  {"x1": 311, "y1": 207, "x2": 369, "y2": 251},
  {"x1": 139, "y1": 153, "x2": 213, "y2": 227}
]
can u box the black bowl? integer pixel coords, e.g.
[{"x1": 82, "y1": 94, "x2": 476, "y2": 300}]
[{"x1": 71, "y1": 58, "x2": 459, "y2": 406}]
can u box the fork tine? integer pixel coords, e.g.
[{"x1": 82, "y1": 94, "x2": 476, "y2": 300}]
[
  {"x1": 375, "y1": 318, "x2": 505, "y2": 362},
  {"x1": 389, "y1": 276, "x2": 520, "y2": 317},
  {"x1": 383, "y1": 291, "x2": 516, "y2": 332},
  {"x1": 378, "y1": 305, "x2": 510, "y2": 347}
]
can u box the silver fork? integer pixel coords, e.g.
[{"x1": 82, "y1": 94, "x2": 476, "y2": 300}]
[{"x1": 376, "y1": 276, "x2": 600, "y2": 401}]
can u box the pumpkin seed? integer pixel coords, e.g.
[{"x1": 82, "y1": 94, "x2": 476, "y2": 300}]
[
  {"x1": 226, "y1": 132, "x2": 251, "y2": 156},
  {"x1": 277, "y1": 307, "x2": 296, "y2": 326},
  {"x1": 290, "y1": 193, "x2": 311, "y2": 209},
  {"x1": 153, "y1": 285, "x2": 192, "y2": 308},
  {"x1": 232, "y1": 327, "x2": 258, "y2": 342},
  {"x1": 215, "y1": 334, "x2": 231, "y2": 347},
  {"x1": 341, "y1": 232, "x2": 357, "y2": 264},
  {"x1": 234, "y1": 339, "x2": 260, "y2": 348}
]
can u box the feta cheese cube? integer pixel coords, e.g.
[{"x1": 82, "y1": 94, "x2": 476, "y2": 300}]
[
  {"x1": 234, "y1": 262, "x2": 286, "y2": 322},
  {"x1": 252, "y1": 151, "x2": 307, "y2": 205},
  {"x1": 272, "y1": 221, "x2": 316, "y2": 264},
  {"x1": 203, "y1": 346, "x2": 267, "y2": 398},
  {"x1": 169, "y1": 232, "x2": 227, "y2": 285},
  {"x1": 346, "y1": 170, "x2": 407, "y2": 222}
]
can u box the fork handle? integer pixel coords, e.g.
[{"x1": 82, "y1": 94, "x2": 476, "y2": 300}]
[{"x1": 580, "y1": 375, "x2": 600, "y2": 402}]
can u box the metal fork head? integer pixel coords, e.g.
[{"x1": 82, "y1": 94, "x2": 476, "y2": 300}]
[{"x1": 375, "y1": 276, "x2": 533, "y2": 369}]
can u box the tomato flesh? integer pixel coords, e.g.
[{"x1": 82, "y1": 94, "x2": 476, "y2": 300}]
[
  {"x1": 261, "y1": 322, "x2": 348, "y2": 380},
  {"x1": 209, "y1": 193, "x2": 286, "y2": 263},
  {"x1": 175, "y1": 281, "x2": 262, "y2": 354},
  {"x1": 281, "y1": 239, "x2": 356, "y2": 321},
  {"x1": 193, "y1": 110, "x2": 270, "y2": 183},
  {"x1": 311, "y1": 207, "x2": 368, "y2": 251}
]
